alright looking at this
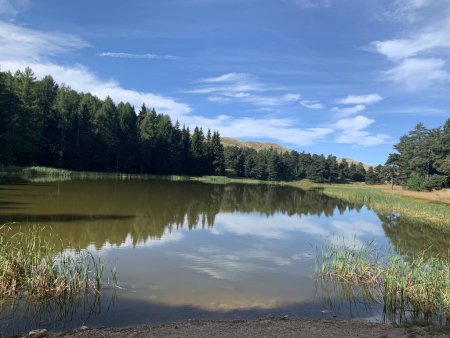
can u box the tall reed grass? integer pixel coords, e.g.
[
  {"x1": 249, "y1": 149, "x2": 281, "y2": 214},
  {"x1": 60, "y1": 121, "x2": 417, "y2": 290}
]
[
  {"x1": 0, "y1": 224, "x2": 114, "y2": 301},
  {"x1": 317, "y1": 241, "x2": 450, "y2": 324}
]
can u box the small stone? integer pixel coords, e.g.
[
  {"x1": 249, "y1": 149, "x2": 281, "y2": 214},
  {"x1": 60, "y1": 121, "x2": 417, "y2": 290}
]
[
  {"x1": 79, "y1": 325, "x2": 89, "y2": 331},
  {"x1": 28, "y1": 329, "x2": 48, "y2": 338},
  {"x1": 281, "y1": 315, "x2": 288, "y2": 320}
]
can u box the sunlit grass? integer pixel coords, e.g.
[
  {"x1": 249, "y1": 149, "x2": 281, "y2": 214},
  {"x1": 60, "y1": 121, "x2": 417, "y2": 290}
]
[{"x1": 317, "y1": 241, "x2": 450, "y2": 324}]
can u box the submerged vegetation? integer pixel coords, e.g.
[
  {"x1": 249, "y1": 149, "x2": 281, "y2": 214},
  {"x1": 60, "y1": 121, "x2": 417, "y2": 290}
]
[
  {"x1": 317, "y1": 241, "x2": 450, "y2": 324},
  {"x1": 0, "y1": 225, "x2": 114, "y2": 301}
]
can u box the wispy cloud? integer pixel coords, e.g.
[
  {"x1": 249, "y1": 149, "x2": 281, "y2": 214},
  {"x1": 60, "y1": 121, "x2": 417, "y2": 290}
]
[
  {"x1": 337, "y1": 94, "x2": 384, "y2": 105},
  {"x1": 0, "y1": 21, "x2": 191, "y2": 118},
  {"x1": 383, "y1": 57, "x2": 449, "y2": 90},
  {"x1": 334, "y1": 115, "x2": 391, "y2": 146},
  {"x1": 190, "y1": 72, "x2": 303, "y2": 108},
  {"x1": 0, "y1": 20, "x2": 88, "y2": 61},
  {"x1": 300, "y1": 100, "x2": 324, "y2": 110},
  {"x1": 371, "y1": 25, "x2": 450, "y2": 62},
  {"x1": 0, "y1": 0, "x2": 30, "y2": 19},
  {"x1": 100, "y1": 52, "x2": 180, "y2": 60},
  {"x1": 332, "y1": 94, "x2": 382, "y2": 117},
  {"x1": 332, "y1": 104, "x2": 366, "y2": 116},
  {"x1": 291, "y1": 0, "x2": 333, "y2": 8},
  {"x1": 371, "y1": 1, "x2": 450, "y2": 90},
  {"x1": 381, "y1": 0, "x2": 444, "y2": 23}
]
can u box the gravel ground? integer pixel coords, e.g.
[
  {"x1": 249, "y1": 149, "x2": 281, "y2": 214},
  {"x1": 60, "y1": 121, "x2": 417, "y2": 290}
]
[{"x1": 50, "y1": 317, "x2": 450, "y2": 338}]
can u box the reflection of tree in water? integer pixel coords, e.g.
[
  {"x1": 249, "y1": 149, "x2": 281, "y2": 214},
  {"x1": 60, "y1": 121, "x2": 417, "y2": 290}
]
[
  {"x1": 1, "y1": 180, "x2": 358, "y2": 250},
  {"x1": 221, "y1": 184, "x2": 361, "y2": 217},
  {"x1": 379, "y1": 213, "x2": 450, "y2": 259}
]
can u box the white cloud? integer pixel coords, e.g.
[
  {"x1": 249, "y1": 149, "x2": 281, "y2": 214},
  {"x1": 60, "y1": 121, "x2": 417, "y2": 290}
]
[
  {"x1": 186, "y1": 115, "x2": 333, "y2": 147},
  {"x1": 371, "y1": 2, "x2": 450, "y2": 89},
  {"x1": 383, "y1": 57, "x2": 449, "y2": 90},
  {"x1": 0, "y1": 21, "x2": 191, "y2": 118},
  {"x1": 372, "y1": 27, "x2": 450, "y2": 62},
  {"x1": 332, "y1": 104, "x2": 366, "y2": 116},
  {"x1": 291, "y1": 0, "x2": 332, "y2": 8},
  {"x1": 300, "y1": 100, "x2": 324, "y2": 110},
  {"x1": 337, "y1": 94, "x2": 384, "y2": 105},
  {"x1": 336, "y1": 115, "x2": 374, "y2": 131},
  {"x1": 334, "y1": 115, "x2": 391, "y2": 146},
  {"x1": 100, "y1": 52, "x2": 180, "y2": 60},
  {"x1": 190, "y1": 72, "x2": 302, "y2": 108},
  {"x1": 0, "y1": 21, "x2": 88, "y2": 61},
  {"x1": 200, "y1": 72, "x2": 250, "y2": 83},
  {"x1": 381, "y1": 0, "x2": 444, "y2": 22}
]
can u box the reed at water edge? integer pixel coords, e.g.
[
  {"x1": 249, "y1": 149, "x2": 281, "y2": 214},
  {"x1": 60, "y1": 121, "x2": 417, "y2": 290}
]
[
  {"x1": 0, "y1": 224, "x2": 116, "y2": 301},
  {"x1": 316, "y1": 240, "x2": 450, "y2": 324}
]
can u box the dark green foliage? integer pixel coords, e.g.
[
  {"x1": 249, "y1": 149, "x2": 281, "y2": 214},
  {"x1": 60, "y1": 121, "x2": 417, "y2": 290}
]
[
  {"x1": 0, "y1": 67, "x2": 223, "y2": 176},
  {"x1": 392, "y1": 120, "x2": 450, "y2": 190},
  {"x1": 224, "y1": 147, "x2": 370, "y2": 183},
  {"x1": 424, "y1": 174, "x2": 447, "y2": 191}
]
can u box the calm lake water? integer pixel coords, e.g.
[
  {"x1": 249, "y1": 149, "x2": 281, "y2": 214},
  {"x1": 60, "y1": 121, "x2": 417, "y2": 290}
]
[{"x1": 0, "y1": 178, "x2": 445, "y2": 335}]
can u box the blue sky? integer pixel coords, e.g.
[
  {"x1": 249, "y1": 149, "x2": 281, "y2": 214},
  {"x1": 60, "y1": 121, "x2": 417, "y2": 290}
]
[{"x1": 1, "y1": 0, "x2": 449, "y2": 165}]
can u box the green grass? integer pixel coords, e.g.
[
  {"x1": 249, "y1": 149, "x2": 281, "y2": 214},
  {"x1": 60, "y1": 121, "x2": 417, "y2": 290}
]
[
  {"x1": 0, "y1": 224, "x2": 114, "y2": 301},
  {"x1": 314, "y1": 183, "x2": 450, "y2": 230},
  {"x1": 317, "y1": 241, "x2": 450, "y2": 324}
]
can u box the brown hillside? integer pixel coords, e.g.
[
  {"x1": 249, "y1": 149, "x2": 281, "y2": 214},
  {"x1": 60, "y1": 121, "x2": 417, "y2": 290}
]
[
  {"x1": 221, "y1": 137, "x2": 289, "y2": 153},
  {"x1": 221, "y1": 137, "x2": 374, "y2": 169}
]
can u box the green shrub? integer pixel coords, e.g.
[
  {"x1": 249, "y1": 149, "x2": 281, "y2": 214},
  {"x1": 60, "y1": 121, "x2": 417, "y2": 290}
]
[
  {"x1": 405, "y1": 173, "x2": 426, "y2": 191},
  {"x1": 424, "y1": 174, "x2": 447, "y2": 191}
]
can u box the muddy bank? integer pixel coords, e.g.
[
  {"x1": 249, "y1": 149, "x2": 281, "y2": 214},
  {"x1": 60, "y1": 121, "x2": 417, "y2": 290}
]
[{"x1": 51, "y1": 318, "x2": 449, "y2": 337}]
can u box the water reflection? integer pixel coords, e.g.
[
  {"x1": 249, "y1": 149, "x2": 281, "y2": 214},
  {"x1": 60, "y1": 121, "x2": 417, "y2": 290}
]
[
  {"x1": 379, "y1": 213, "x2": 450, "y2": 259},
  {"x1": 0, "y1": 178, "x2": 446, "y2": 334},
  {"x1": 0, "y1": 180, "x2": 362, "y2": 250}
]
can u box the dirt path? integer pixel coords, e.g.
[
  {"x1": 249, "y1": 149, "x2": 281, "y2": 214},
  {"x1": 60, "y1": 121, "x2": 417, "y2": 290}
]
[{"x1": 52, "y1": 318, "x2": 450, "y2": 338}]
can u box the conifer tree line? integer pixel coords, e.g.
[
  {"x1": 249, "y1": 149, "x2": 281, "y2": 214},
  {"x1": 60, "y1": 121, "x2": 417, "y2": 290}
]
[
  {"x1": 0, "y1": 67, "x2": 225, "y2": 175},
  {"x1": 1, "y1": 67, "x2": 448, "y2": 190},
  {"x1": 386, "y1": 120, "x2": 450, "y2": 191},
  {"x1": 224, "y1": 147, "x2": 374, "y2": 183}
]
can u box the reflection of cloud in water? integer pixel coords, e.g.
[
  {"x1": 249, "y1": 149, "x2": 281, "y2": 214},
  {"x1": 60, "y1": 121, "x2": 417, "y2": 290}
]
[
  {"x1": 213, "y1": 212, "x2": 383, "y2": 247},
  {"x1": 180, "y1": 245, "x2": 294, "y2": 281},
  {"x1": 291, "y1": 252, "x2": 314, "y2": 261},
  {"x1": 213, "y1": 213, "x2": 328, "y2": 239},
  {"x1": 328, "y1": 220, "x2": 384, "y2": 248}
]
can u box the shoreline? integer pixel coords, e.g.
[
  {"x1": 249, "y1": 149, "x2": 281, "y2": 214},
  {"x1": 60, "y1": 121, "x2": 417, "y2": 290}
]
[{"x1": 50, "y1": 317, "x2": 449, "y2": 338}]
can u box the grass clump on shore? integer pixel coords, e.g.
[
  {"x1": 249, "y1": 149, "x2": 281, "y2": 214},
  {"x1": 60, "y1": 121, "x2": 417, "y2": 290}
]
[
  {"x1": 317, "y1": 241, "x2": 450, "y2": 324},
  {"x1": 0, "y1": 224, "x2": 112, "y2": 301}
]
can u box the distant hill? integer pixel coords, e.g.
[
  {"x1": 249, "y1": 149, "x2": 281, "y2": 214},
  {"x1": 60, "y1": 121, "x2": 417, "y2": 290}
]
[
  {"x1": 221, "y1": 137, "x2": 373, "y2": 169},
  {"x1": 336, "y1": 158, "x2": 372, "y2": 171},
  {"x1": 221, "y1": 137, "x2": 290, "y2": 153}
]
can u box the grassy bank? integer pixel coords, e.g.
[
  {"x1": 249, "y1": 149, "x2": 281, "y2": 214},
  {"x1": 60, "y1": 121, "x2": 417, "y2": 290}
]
[
  {"x1": 307, "y1": 183, "x2": 450, "y2": 230},
  {"x1": 0, "y1": 225, "x2": 112, "y2": 301},
  {"x1": 317, "y1": 241, "x2": 450, "y2": 324}
]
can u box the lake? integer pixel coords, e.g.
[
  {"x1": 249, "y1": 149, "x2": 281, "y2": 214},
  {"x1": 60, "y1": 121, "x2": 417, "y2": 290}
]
[{"x1": 0, "y1": 178, "x2": 444, "y2": 335}]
